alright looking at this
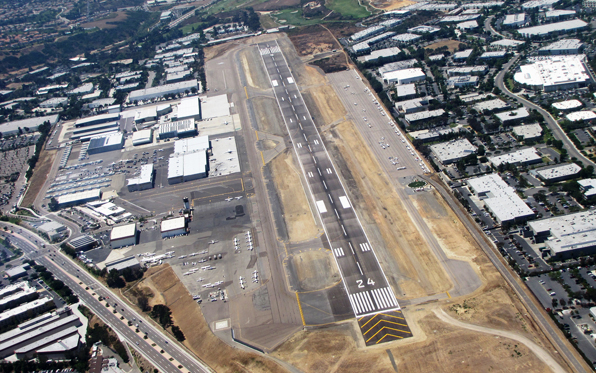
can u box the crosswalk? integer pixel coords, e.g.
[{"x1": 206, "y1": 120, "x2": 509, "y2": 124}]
[
  {"x1": 349, "y1": 287, "x2": 399, "y2": 315},
  {"x1": 259, "y1": 46, "x2": 281, "y2": 55},
  {"x1": 360, "y1": 242, "x2": 372, "y2": 252},
  {"x1": 333, "y1": 247, "x2": 345, "y2": 257}
]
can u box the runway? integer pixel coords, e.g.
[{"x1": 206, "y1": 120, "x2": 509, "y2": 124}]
[{"x1": 257, "y1": 41, "x2": 400, "y2": 317}]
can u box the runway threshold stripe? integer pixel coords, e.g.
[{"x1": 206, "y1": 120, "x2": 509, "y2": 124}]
[
  {"x1": 364, "y1": 292, "x2": 375, "y2": 312},
  {"x1": 377, "y1": 289, "x2": 390, "y2": 309},
  {"x1": 382, "y1": 288, "x2": 397, "y2": 307},
  {"x1": 372, "y1": 289, "x2": 384, "y2": 309},
  {"x1": 357, "y1": 293, "x2": 370, "y2": 312},
  {"x1": 350, "y1": 294, "x2": 362, "y2": 314}
]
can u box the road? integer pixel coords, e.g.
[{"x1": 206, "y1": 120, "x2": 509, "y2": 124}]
[
  {"x1": 484, "y1": 15, "x2": 505, "y2": 38},
  {"x1": 424, "y1": 177, "x2": 588, "y2": 373},
  {"x1": 495, "y1": 56, "x2": 594, "y2": 168},
  {"x1": 0, "y1": 222, "x2": 212, "y2": 373},
  {"x1": 258, "y1": 41, "x2": 400, "y2": 317}
]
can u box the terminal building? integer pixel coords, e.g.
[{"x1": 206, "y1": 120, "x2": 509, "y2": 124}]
[
  {"x1": 528, "y1": 210, "x2": 596, "y2": 259},
  {"x1": 110, "y1": 223, "x2": 137, "y2": 248},
  {"x1": 512, "y1": 123, "x2": 543, "y2": 141},
  {"x1": 87, "y1": 132, "x2": 124, "y2": 155},
  {"x1": 488, "y1": 147, "x2": 542, "y2": 167},
  {"x1": 467, "y1": 174, "x2": 535, "y2": 225},
  {"x1": 514, "y1": 55, "x2": 591, "y2": 92},
  {"x1": 530, "y1": 163, "x2": 582, "y2": 183},
  {"x1": 430, "y1": 138, "x2": 477, "y2": 165},
  {"x1": 161, "y1": 216, "x2": 187, "y2": 238},
  {"x1": 127, "y1": 164, "x2": 154, "y2": 192}
]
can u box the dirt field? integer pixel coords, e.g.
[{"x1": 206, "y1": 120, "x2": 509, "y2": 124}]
[
  {"x1": 288, "y1": 25, "x2": 341, "y2": 57},
  {"x1": 270, "y1": 149, "x2": 319, "y2": 242},
  {"x1": 425, "y1": 39, "x2": 464, "y2": 53},
  {"x1": 292, "y1": 249, "x2": 340, "y2": 291},
  {"x1": 81, "y1": 12, "x2": 128, "y2": 29},
  {"x1": 136, "y1": 265, "x2": 288, "y2": 373},
  {"x1": 21, "y1": 148, "x2": 56, "y2": 207},
  {"x1": 368, "y1": 0, "x2": 414, "y2": 10},
  {"x1": 304, "y1": 84, "x2": 346, "y2": 126},
  {"x1": 311, "y1": 54, "x2": 349, "y2": 74}
]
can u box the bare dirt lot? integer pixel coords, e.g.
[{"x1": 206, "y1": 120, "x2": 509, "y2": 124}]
[
  {"x1": 288, "y1": 25, "x2": 341, "y2": 57},
  {"x1": 368, "y1": 0, "x2": 414, "y2": 10},
  {"x1": 424, "y1": 39, "x2": 464, "y2": 53},
  {"x1": 21, "y1": 148, "x2": 56, "y2": 207},
  {"x1": 311, "y1": 54, "x2": 349, "y2": 74},
  {"x1": 81, "y1": 11, "x2": 128, "y2": 29},
  {"x1": 135, "y1": 265, "x2": 288, "y2": 373},
  {"x1": 270, "y1": 149, "x2": 319, "y2": 242},
  {"x1": 292, "y1": 250, "x2": 340, "y2": 291}
]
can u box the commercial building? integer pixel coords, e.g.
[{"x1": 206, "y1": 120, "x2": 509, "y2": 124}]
[
  {"x1": 67, "y1": 83, "x2": 94, "y2": 96},
  {"x1": 74, "y1": 112, "x2": 120, "y2": 128},
  {"x1": 394, "y1": 97, "x2": 429, "y2": 114},
  {"x1": 396, "y1": 83, "x2": 417, "y2": 99},
  {"x1": 522, "y1": 0, "x2": 559, "y2": 9},
  {"x1": 447, "y1": 66, "x2": 489, "y2": 76},
  {"x1": 39, "y1": 97, "x2": 68, "y2": 108},
  {"x1": 66, "y1": 235, "x2": 98, "y2": 252},
  {"x1": 407, "y1": 25, "x2": 441, "y2": 33},
  {"x1": 409, "y1": 127, "x2": 465, "y2": 142},
  {"x1": 379, "y1": 59, "x2": 418, "y2": 75},
  {"x1": 503, "y1": 13, "x2": 527, "y2": 27},
  {"x1": 382, "y1": 68, "x2": 426, "y2": 84},
  {"x1": 495, "y1": 107, "x2": 529, "y2": 123},
  {"x1": 391, "y1": 33, "x2": 422, "y2": 44},
  {"x1": 363, "y1": 47, "x2": 402, "y2": 63},
  {"x1": 350, "y1": 26, "x2": 384, "y2": 42},
  {"x1": 200, "y1": 94, "x2": 230, "y2": 119},
  {"x1": 105, "y1": 256, "x2": 141, "y2": 273},
  {"x1": 176, "y1": 96, "x2": 201, "y2": 121},
  {"x1": 453, "y1": 49, "x2": 474, "y2": 61},
  {"x1": 457, "y1": 20, "x2": 479, "y2": 30},
  {"x1": 87, "y1": 132, "x2": 124, "y2": 155},
  {"x1": 0, "y1": 115, "x2": 59, "y2": 136},
  {"x1": 132, "y1": 129, "x2": 153, "y2": 146},
  {"x1": 441, "y1": 15, "x2": 480, "y2": 23},
  {"x1": 512, "y1": 123, "x2": 543, "y2": 141},
  {"x1": 467, "y1": 174, "x2": 535, "y2": 225},
  {"x1": 518, "y1": 19, "x2": 588, "y2": 37},
  {"x1": 127, "y1": 164, "x2": 154, "y2": 192},
  {"x1": 447, "y1": 76, "x2": 479, "y2": 87},
  {"x1": 491, "y1": 39, "x2": 525, "y2": 48},
  {"x1": 488, "y1": 147, "x2": 542, "y2": 167},
  {"x1": 528, "y1": 210, "x2": 596, "y2": 259},
  {"x1": 474, "y1": 98, "x2": 509, "y2": 112},
  {"x1": 158, "y1": 119, "x2": 197, "y2": 139},
  {"x1": 110, "y1": 223, "x2": 137, "y2": 248},
  {"x1": 552, "y1": 99, "x2": 583, "y2": 111},
  {"x1": 352, "y1": 42, "x2": 371, "y2": 55},
  {"x1": 545, "y1": 9, "x2": 576, "y2": 20},
  {"x1": 0, "y1": 297, "x2": 54, "y2": 327},
  {"x1": 71, "y1": 122, "x2": 120, "y2": 139},
  {"x1": 404, "y1": 109, "x2": 446, "y2": 125},
  {"x1": 530, "y1": 163, "x2": 582, "y2": 183},
  {"x1": 56, "y1": 189, "x2": 102, "y2": 208},
  {"x1": 5, "y1": 265, "x2": 30, "y2": 281},
  {"x1": 514, "y1": 55, "x2": 590, "y2": 92},
  {"x1": 161, "y1": 216, "x2": 186, "y2": 238},
  {"x1": 127, "y1": 80, "x2": 198, "y2": 103},
  {"x1": 174, "y1": 136, "x2": 210, "y2": 155},
  {"x1": 37, "y1": 221, "x2": 67, "y2": 241},
  {"x1": 539, "y1": 39, "x2": 584, "y2": 55},
  {"x1": 134, "y1": 107, "x2": 157, "y2": 124},
  {"x1": 0, "y1": 282, "x2": 38, "y2": 311},
  {"x1": 566, "y1": 110, "x2": 596, "y2": 122},
  {"x1": 579, "y1": 179, "x2": 596, "y2": 200},
  {"x1": 479, "y1": 51, "x2": 508, "y2": 59},
  {"x1": 430, "y1": 139, "x2": 477, "y2": 164},
  {"x1": 361, "y1": 32, "x2": 396, "y2": 47}
]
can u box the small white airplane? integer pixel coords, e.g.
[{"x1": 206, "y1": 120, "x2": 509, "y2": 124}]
[
  {"x1": 198, "y1": 259, "x2": 207, "y2": 263},
  {"x1": 192, "y1": 295, "x2": 201, "y2": 300},
  {"x1": 225, "y1": 197, "x2": 233, "y2": 202},
  {"x1": 226, "y1": 149, "x2": 233, "y2": 153},
  {"x1": 214, "y1": 281, "x2": 223, "y2": 286},
  {"x1": 206, "y1": 266, "x2": 216, "y2": 270},
  {"x1": 202, "y1": 283, "x2": 214, "y2": 288},
  {"x1": 196, "y1": 277, "x2": 205, "y2": 282},
  {"x1": 235, "y1": 196, "x2": 243, "y2": 200},
  {"x1": 199, "y1": 250, "x2": 208, "y2": 254}
]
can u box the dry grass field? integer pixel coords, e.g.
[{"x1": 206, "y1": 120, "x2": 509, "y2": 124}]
[
  {"x1": 80, "y1": 12, "x2": 128, "y2": 29},
  {"x1": 425, "y1": 39, "x2": 464, "y2": 53},
  {"x1": 21, "y1": 148, "x2": 56, "y2": 207}
]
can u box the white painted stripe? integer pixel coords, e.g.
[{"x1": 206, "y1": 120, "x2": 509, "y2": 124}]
[
  {"x1": 355, "y1": 293, "x2": 367, "y2": 313},
  {"x1": 350, "y1": 294, "x2": 362, "y2": 314},
  {"x1": 339, "y1": 196, "x2": 351, "y2": 209},
  {"x1": 290, "y1": 118, "x2": 293, "y2": 123},
  {"x1": 364, "y1": 291, "x2": 375, "y2": 311},
  {"x1": 335, "y1": 209, "x2": 340, "y2": 219},
  {"x1": 356, "y1": 262, "x2": 363, "y2": 275},
  {"x1": 307, "y1": 172, "x2": 313, "y2": 178},
  {"x1": 314, "y1": 139, "x2": 319, "y2": 145},
  {"x1": 317, "y1": 168, "x2": 322, "y2": 176},
  {"x1": 371, "y1": 289, "x2": 384, "y2": 309},
  {"x1": 382, "y1": 287, "x2": 397, "y2": 307},
  {"x1": 315, "y1": 200, "x2": 327, "y2": 214},
  {"x1": 299, "y1": 123, "x2": 303, "y2": 130},
  {"x1": 323, "y1": 180, "x2": 327, "y2": 189},
  {"x1": 308, "y1": 145, "x2": 312, "y2": 152},
  {"x1": 297, "y1": 143, "x2": 302, "y2": 148},
  {"x1": 313, "y1": 156, "x2": 317, "y2": 164},
  {"x1": 303, "y1": 115, "x2": 306, "y2": 120},
  {"x1": 356, "y1": 293, "x2": 369, "y2": 312},
  {"x1": 328, "y1": 194, "x2": 333, "y2": 203},
  {"x1": 327, "y1": 168, "x2": 332, "y2": 174},
  {"x1": 348, "y1": 295, "x2": 358, "y2": 314},
  {"x1": 378, "y1": 288, "x2": 390, "y2": 308},
  {"x1": 303, "y1": 133, "x2": 307, "y2": 141},
  {"x1": 348, "y1": 242, "x2": 354, "y2": 254},
  {"x1": 387, "y1": 287, "x2": 399, "y2": 307},
  {"x1": 341, "y1": 225, "x2": 347, "y2": 236}
]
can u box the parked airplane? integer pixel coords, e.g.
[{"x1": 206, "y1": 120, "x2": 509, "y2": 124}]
[
  {"x1": 235, "y1": 196, "x2": 243, "y2": 200},
  {"x1": 225, "y1": 197, "x2": 233, "y2": 202},
  {"x1": 197, "y1": 277, "x2": 205, "y2": 282}
]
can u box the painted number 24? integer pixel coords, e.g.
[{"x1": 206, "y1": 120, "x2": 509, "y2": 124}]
[{"x1": 357, "y1": 278, "x2": 375, "y2": 288}]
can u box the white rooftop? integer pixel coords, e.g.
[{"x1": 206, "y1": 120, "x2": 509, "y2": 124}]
[
  {"x1": 495, "y1": 107, "x2": 530, "y2": 122},
  {"x1": 512, "y1": 123, "x2": 543, "y2": 139},
  {"x1": 489, "y1": 147, "x2": 541, "y2": 166},
  {"x1": 474, "y1": 98, "x2": 508, "y2": 112},
  {"x1": 491, "y1": 39, "x2": 525, "y2": 48},
  {"x1": 177, "y1": 96, "x2": 200, "y2": 119},
  {"x1": 57, "y1": 189, "x2": 101, "y2": 205},
  {"x1": 528, "y1": 210, "x2": 596, "y2": 254},
  {"x1": 467, "y1": 174, "x2": 535, "y2": 223},
  {"x1": 552, "y1": 99, "x2": 583, "y2": 110},
  {"x1": 514, "y1": 55, "x2": 590, "y2": 90},
  {"x1": 363, "y1": 47, "x2": 402, "y2": 62},
  {"x1": 579, "y1": 179, "x2": 596, "y2": 198},
  {"x1": 539, "y1": 38, "x2": 583, "y2": 53},
  {"x1": 200, "y1": 94, "x2": 229, "y2": 119},
  {"x1": 405, "y1": 109, "x2": 445, "y2": 122},
  {"x1": 545, "y1": 9, "x2": 576, "y2": 18},
  {"x1": 566, "y1": 110, "x2": 596, "y2": 122},
  {"x1": 110, "y1": 223, "x2": 136, "y2": 241},
  {"x1": 503, "y1": 13, "x2": 526, "y2": 26},
  {"x1": 174, "y1": 135, "x2": 210, "y2": 155},
  {"x1": 480, "y1": 51, "x2": 507, "y2": 59},
  {"x1": 457, "y1": 20, "x2": 479, "y2": 30},
  {"x1": 518, "y1": 19, "x2": 587, "y2": 36},
  {"x1": 382, "y1": 68, "x2": 426, "y2": 83},
  {"x1": 391, "y1": 33, "x2": 421, "y2": 43},
  {"x1": 522, "y1": 0, "x2": 559, "y2": 8},
  {"x1": 534, "y1": 163, "x2": 581, "y2": 180},
  {"x1": 453, "y1": 49, "x2": 473, "y2": 60},
  {"x1": 127, "y1": 164, "x2": 154, "y2": 187},
  {"x1": 430, "y1": 138, "x2": 477, "y2": 164},
  {"x1": 396, "y1": 83, "x2": 417, "y2": 97},
  {"x1": 161, "y1": 216, "x2": 185, "y2": 232}
]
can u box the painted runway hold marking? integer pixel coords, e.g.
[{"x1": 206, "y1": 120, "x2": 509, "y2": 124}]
[
  {"x1": 334, "y1": 247, "x2": 345, "y2": 257},
  {"x1": 360, "y1": 242, "x2": 372, "y2": 252}
]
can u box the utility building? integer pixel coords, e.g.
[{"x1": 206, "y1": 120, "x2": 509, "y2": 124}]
[{"x1": 110, "y1": 223, "x2": 137, "y2": 248}]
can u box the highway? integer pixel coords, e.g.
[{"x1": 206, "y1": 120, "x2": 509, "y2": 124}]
[
  {"x1": 258, "y1": 41, "x2": 400, "y2": 317},
  {"x1": 0, "y1": 222, "x2": 212, "y2": 373}
]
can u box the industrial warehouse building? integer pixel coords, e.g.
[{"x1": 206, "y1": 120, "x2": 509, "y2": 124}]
[
  {"x1": 529, "y1": 210, "x2": 596, "y2": 259},
  {"x1": 70, "y1": 122, "x2": 120, "y2": 140},
  {"x1": 0, "y1": 115, "x2": 59, "y2": 136},
  {"x1": 514, "y1": 55, "x2": 590, "y2": 92},
  {"x1": 488, "y1": 147, "x2": 542, "y2": 167},
  {"x1": 127, "y1": 164, "x2": 154, "y2": 192},
  {"x1": 382, "y1": 68, "x2": 426, "y2": 84},
  {"x1": 467, "y1": 174, "x2": 535, "y2": 225},
  {"x1": 110, "y1": 223, "x2": 137, "y2": 248},
  {"x1": 87, "y1": 132, "x2": 124, "y2": 155},
  {"x1": 512, "y1": 123, "x2": 543, "y2": 141},
  {"x1": 161, "y1": 216, "x2": 186, "y2": 238},
  {"x1": 105, "y1": 256, "x2": 141, "y2": 273},
  {"x1": 56, "y1": 189, "x2": 102, "y2": 208},
  {"x1": 530, "y1": 163, "x2": 582, "y2": 183},
  {"x1": 176, "y1": 96, "x2": 201, "y2": 121},
  {"x1": 66, "y1": 235, "x2": 98, "y2": 252},
  {"x1": 518, "y1": 19, "x2": 587, "y2": 37},
  {"x1": 0, "y1": 308, "x2": 82, "y2": 360},
  {"x1": 74, "y1": 112, "x2": 120, "y2": 128},
  {"x1": 158, "y1": 119, "x2": 197, "y2": 139},
  {"x1": 430, "y1": 138, "x2": 477, "y2": 164},
  {"x1": 168, "y1": 136, "x2": 210, "y2": 184},
  {"x1": 132, "y1": 129, "x2": 153, "y2": 146},
  {"x1": 539, "y1": 39, "x2": 584, "y2": 55},
  {"x1": 127, "y1": 80, "x2": 198, "y2": 103}
]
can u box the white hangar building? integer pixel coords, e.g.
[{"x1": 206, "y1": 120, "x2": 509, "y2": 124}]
[
  {"x1": 161, "y1": 217, "x2": 186, "y2": 238},
  {"x1": 110, "y1": 223, "x2": 137, "y2": 248}
]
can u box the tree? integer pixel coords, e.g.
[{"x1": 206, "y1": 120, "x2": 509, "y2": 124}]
[
  {"x1": 106, "y1": 269, "x2": 125, "y2": 288},
  {"x1": 48, "y1": 197, "x2": 59, "y2": 211},
  {"x1": 137, "y1": 296, "x2": 150, "y2": 312},
  {"x1": 151, "y1": 305, "x2": 172, "y2": 328},
  {"x1": 559, "y1": 298, "x2": 567, "y2": 307},
  {"x1": 552, "y1": 298, "x2": 558, "y2": 308},
  {"x1": 171, "y1": 325, "x2": 185, "y2": 342}
]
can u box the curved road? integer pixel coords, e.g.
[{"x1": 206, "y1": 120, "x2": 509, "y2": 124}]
[
  {"x1": 433, "y1": 309, "x2": 566, "y2": 373},
  {"x1": 495, "y1": 56, "x2": 595, "y2": 167},
  {"x1": 0, "y1": 222, "x2": 212, "y2": 373}
]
